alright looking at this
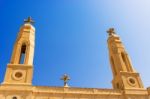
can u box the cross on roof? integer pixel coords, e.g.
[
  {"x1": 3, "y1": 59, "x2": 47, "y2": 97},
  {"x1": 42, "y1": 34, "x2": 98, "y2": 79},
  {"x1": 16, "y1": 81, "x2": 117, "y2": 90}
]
[
  {"x1": 24, "y1": 16, "x2": 34, "y2": 24},
  {"x1": 60, "y1": 74, "x2": 70, "y2": 87},
  {"x1": 107, "y1": 28, "x2": 116, "y2": 36}
]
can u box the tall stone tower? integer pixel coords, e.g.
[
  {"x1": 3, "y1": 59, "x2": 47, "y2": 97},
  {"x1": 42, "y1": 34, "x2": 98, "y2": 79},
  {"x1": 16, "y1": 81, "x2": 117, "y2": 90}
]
[
  {"x1": 107, "y1": 28, "x2": 144, "y2": 90},
  {"x1": 3, "y1": 17, "x2": 35, "y2": 85}
]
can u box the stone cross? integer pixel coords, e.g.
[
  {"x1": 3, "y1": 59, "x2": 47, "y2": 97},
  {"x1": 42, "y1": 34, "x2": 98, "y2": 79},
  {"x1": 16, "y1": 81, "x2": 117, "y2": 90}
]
[
  {"x1": 107, "y1": 28, "x2": 116, "y2": 36},
  {"x1": 24, "y1": 16, "x2": 34, "y2": 24},
  {"x1": 60, "y1": 74, "x2": 70, "y2": 87}
]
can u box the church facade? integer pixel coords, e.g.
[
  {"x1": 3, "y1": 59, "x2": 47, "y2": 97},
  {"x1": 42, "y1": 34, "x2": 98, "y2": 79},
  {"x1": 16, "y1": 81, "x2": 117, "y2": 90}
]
[{"x1": 0, "y1": 17, "x2": 150, "y2": 99}]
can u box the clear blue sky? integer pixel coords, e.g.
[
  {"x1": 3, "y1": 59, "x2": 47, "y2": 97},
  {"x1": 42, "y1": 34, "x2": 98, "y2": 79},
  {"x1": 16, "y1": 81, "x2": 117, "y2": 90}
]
[{"x1": 0, "y1": 0, "x2": 150, "y2": 88}]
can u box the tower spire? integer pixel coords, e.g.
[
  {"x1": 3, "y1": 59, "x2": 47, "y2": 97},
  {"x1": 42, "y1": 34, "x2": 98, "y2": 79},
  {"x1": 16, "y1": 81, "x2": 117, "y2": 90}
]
[
  {"x1": 3, "y1": 17, "x2": 35, "y2": 85},
  {"x1": 107, "y1": 28, "x2": 144, "y2": 90}
]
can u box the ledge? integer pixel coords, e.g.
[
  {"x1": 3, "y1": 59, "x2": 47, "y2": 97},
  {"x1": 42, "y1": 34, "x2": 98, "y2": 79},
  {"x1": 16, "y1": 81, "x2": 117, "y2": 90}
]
[{"x1": 0, "y1": 85, "x2": 122, "y2": 96}]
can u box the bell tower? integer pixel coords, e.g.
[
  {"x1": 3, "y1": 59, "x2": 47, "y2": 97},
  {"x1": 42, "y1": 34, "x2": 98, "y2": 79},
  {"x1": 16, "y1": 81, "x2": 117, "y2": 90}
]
[
  {"x1": 107, "y1": 28, "x2": 144, "y2": 90},
  {"x1": 3, "y1": 17, "x2": 35, "y2": 85}
]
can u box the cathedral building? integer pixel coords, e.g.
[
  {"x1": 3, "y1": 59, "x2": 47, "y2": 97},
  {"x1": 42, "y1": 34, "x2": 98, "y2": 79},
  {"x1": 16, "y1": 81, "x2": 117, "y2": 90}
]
[{"x1": 0, "y1": 17, "x2": 150, "y2": 99}]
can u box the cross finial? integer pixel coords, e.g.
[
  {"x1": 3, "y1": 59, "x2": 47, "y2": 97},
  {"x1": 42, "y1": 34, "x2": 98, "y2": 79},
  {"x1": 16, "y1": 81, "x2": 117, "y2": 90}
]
[
  {"x1": 107, "y1": 28, "x2": 116, "y2": 36},
  {"x1": 24, "y1": 16, "x2": 34, "y2": 24},
  {"x1": 60, "y1": 74, "x2": 70, "y2": 87}
]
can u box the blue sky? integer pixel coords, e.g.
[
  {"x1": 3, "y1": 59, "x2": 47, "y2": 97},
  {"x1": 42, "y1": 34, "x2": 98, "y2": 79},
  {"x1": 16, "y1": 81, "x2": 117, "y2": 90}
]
[{"x1": 0, "y1": 0, "x2": 150, "y2": 88}]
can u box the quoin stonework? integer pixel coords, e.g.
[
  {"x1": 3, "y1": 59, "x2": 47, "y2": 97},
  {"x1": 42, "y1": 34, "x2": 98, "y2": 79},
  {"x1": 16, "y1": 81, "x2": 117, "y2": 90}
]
[{"x1": 0, "y1": 17, "x2": 150, "y2": 99}]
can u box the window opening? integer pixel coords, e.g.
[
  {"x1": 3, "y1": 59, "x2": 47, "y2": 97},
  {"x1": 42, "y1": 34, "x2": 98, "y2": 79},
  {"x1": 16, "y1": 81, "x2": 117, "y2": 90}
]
[{"x1": 19, "y1": 44, "x2": 26, "y2": 64}]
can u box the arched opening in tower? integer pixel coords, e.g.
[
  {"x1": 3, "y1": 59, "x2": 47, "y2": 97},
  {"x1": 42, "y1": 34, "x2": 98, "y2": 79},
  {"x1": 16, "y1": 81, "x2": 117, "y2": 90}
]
[{"x1": 19, "y1": 44, "x2": 26, "y2": 64}]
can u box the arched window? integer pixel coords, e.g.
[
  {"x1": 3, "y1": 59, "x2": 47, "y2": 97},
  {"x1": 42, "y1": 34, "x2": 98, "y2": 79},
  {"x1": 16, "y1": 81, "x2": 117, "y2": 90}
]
[
  {"x1": 111, "y1": 56, "x2": 117, "y2": 75},
  {"x1": 121, "y1": 52, "x2": 132, "y2": 72},
  {"x1": 121, "y1": 52, "x2": 127, "y2": 66},
  {"x1": 116, "y1": 83, "x2": 119, "y2": 89},
  {"x1": 19, "y1": 44, "x2": 26, "y2": 64},
  {"x1": 12, "y1": 96, "x2": 17, "y2": 99}
]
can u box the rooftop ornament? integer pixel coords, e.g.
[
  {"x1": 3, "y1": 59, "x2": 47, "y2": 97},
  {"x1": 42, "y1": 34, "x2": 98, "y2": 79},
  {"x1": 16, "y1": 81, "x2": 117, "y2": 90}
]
[
  {"x1": 24, "y1": 16, "x2": 35, "y2": 24},
  {"x1": 60, "y1": 74, "x2": 70, "y2": 87},
  {"x1": 107, "y1": 28, "x2": 116, "y2": 36}
]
